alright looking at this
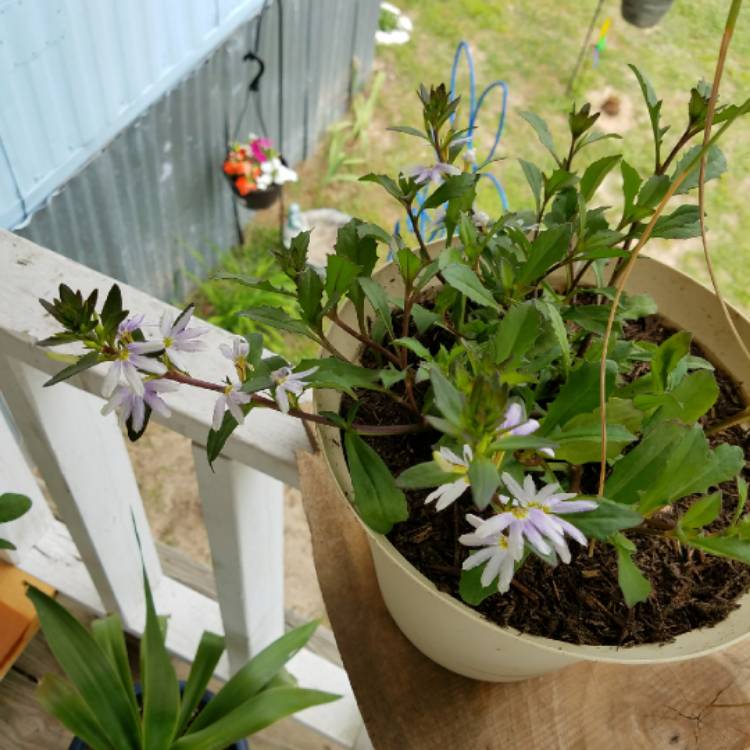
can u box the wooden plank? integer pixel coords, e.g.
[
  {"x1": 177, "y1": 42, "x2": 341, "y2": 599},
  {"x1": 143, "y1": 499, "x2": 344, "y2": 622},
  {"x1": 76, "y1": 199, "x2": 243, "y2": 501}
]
[
  {"x1": 16, "y1": 518, "x2": 364, "y2": 747},
  {"x1": 0, "y1": 229, "x2": 309, "y2": 486},
  {"x1": 0, "y1": 357, "x2": 161, "y2": 616},
  {"x1": 0, "y1": 398, "x2": 54, "y2": 564},
  {"x1": 298, "y1": 449, "x2": 750, "y2": 750},
  {"x1": 193, "y1": 444, "x2": 285, "y2": 670},
  {"x1": 157, "y1": 540, "x2": 343, "y2": 668}
]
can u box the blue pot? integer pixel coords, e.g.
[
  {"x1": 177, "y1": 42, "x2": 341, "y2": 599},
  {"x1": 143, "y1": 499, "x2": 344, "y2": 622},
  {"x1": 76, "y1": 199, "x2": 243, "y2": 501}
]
[{"x1": 68, "y1": 681, "x2": 250, "y2": 749}]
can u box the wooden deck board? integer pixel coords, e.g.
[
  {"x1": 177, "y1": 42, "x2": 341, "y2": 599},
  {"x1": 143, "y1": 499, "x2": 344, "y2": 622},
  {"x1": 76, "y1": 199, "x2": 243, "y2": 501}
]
[{"x1": 0, "y1": 546, "x2": 345, "y2": 750}]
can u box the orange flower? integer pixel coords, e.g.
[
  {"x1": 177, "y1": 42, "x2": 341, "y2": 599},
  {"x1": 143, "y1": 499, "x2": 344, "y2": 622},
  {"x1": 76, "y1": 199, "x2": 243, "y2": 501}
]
[
  {"x1": 235, "y1": 176, "x2": 257, "y2": 196},
  {"x1": 224, "y1": 161, "x2": 244, "y2": 175}
]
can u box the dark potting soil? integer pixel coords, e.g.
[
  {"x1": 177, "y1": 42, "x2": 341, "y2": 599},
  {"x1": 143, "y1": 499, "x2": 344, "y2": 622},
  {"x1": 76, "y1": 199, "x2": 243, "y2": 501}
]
[{"x1": 343, "y1": 313, "x2": 750, "y2": 647}]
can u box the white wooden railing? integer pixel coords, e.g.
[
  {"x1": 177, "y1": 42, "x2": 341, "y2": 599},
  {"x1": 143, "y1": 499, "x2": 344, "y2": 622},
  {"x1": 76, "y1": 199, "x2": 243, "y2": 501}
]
[{"x1": 0, "y1": 230, "x2": 370, "y2": 748}]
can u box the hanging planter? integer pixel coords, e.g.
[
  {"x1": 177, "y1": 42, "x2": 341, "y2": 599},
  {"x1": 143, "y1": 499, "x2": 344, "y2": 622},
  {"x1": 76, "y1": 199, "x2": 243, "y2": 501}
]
[
  {"x1": 621, "y1": 0, "x2": 675, "y2": 28},
  {"x1": 222, "y1": 136, "x2": 297, "y2": 211}
]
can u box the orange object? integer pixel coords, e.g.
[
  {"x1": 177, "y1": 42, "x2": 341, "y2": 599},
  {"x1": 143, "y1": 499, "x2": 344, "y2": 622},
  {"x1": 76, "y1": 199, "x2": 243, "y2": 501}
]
[
  {"x1": 235, "y1": 176, "x2": 256, "y2": 196},
  {"x1": 0, "y1": 562, "x2": 55, "y2": 679}
]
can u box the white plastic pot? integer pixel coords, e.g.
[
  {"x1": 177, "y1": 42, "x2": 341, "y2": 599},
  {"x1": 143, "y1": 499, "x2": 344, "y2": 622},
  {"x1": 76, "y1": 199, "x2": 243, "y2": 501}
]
[{"x1": 314, "y1": 253, "x2": 750, "y2": 682}]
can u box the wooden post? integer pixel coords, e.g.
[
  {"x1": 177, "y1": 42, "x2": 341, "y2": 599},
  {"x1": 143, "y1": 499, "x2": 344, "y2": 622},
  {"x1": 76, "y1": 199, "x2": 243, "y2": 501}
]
[
  {"x1": 0, "y1": 356, "x2": 161, "y2": 619},
  {"x1": 0, "y1": 408, "x2": 54, "y2": 564},
  {"x1": 192, "y1": 444, "x2": 285, "y2": 674}
]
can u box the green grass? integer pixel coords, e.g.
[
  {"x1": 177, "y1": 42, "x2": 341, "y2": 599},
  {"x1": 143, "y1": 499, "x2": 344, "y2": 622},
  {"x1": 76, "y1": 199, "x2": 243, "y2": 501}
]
[{"x1": 287, "y1": 0, "x2": 750, "y2": 309}]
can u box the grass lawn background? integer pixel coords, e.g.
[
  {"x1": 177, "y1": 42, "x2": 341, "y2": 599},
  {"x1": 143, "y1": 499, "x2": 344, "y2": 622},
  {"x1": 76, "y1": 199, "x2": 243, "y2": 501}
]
[{"x1": 194, "y1": 0, "x2": 750, "y2": 359}]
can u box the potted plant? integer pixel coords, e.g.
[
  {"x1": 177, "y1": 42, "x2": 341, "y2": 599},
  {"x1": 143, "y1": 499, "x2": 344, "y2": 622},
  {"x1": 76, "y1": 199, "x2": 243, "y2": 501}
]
[
  {"x1": 39, "y1": 2, "x2": 750, "y2": 682},
  {"x1": 222, "y1": 135, "x2": 297, "y2": 210},
  {"x1": 26, "y1": 567, "x2": 337, "y2": 749}
]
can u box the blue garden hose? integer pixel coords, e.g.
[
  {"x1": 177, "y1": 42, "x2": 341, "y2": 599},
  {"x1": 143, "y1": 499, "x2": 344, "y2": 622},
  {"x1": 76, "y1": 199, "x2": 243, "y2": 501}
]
[{"x1": 394, "y1": 41, "x2": 510, "y2": 246}]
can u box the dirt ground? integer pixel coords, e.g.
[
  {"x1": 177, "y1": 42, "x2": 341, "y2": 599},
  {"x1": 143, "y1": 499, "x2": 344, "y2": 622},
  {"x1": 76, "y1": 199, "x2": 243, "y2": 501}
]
[{"x1": 126, "y1": 421, "x2": 327, "y2": 623}]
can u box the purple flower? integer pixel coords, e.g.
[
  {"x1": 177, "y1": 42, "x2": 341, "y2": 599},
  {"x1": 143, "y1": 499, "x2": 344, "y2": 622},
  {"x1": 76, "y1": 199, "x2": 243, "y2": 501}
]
[
  {"x1": 408, "y1": 162, "x2": 461, "y2": 185},
  {"x1": 220, "y1": 336, "x2": 250, "y2": 364},
  {"x1": 101, "y1": 379, "x2": 178, "y2": 433},
  {"x1": 270, "y1": 366, "x2": 318, "y2": 414},
  {"x1": 425, "y1": 445, "x2": 473, "y2": 511},
  {"x1": 154, "y1": 307, "x2": 207, "y2": 371},
  {"x1": 459, "y1": 514, "x2": 520, "y2": 593},
  {"x1": 497, "y1": 400, "x2": 554, "y2": 458},
  {"x1": 475, "y1": 473, "x2": 597, "y2": 563},
  {"x1": 118, "y1": 314, "x2": 145, "y2": 337},
  {"x1": 102, "y1": 341, "x2": 166, "y2": 398},
  {"x1": 212, "y1": 378, "x2": 252, "y2": 429}
]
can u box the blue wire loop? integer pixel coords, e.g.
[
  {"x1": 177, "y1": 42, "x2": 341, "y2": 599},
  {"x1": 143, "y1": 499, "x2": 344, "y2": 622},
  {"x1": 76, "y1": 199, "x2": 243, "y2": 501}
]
[{"x1": 394, "y1": 41, "x2": 510, "y2": 247}]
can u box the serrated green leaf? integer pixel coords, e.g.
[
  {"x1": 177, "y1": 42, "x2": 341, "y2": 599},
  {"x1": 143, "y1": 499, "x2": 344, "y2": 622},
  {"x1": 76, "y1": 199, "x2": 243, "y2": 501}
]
[
  {"x1": 518, "y1": 225, "x2": 572, "y2": 286},
  {"x1": 442, "y1": 263, "x2": 498, "y2": 309},
  {"x1": 680, "y1": 492, "x2": 723, "y2": 530},
  {"x1": 672, "y1": 144, "x2": 727, "y2": 194},
  {"x1": 580, "y1": 154, "x2": 622, "y2": 202},
  {"x1": 422, "y1": 173, "x2": 476, "y2": 211}
]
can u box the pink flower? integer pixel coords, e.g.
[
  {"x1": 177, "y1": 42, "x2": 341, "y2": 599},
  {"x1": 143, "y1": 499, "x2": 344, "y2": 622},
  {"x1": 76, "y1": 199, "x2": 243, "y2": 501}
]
[{"x1": 251, "y1": 138, "x2": 272, "y2": 163}]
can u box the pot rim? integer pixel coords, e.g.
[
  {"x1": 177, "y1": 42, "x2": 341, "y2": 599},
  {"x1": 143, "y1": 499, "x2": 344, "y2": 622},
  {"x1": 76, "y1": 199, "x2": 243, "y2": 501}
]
[{"x1": 313, "y1": 252, "x2": 750, "y2": 666}]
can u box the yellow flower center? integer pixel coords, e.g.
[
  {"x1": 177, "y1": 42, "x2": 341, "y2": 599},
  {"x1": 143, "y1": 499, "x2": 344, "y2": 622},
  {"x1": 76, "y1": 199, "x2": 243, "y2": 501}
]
[
  {"x1": 117, "y1": 348, "x2": 131, "y2": 361},
  {"x1": 511, "y1": 507, "x2": 528, "y2": 519},
  {"x1": 433, "y1": 450, "x2": 468, "y2": 475},
  {"x1": 163, "y1": 336, "x2": 174, "y2": 348}
]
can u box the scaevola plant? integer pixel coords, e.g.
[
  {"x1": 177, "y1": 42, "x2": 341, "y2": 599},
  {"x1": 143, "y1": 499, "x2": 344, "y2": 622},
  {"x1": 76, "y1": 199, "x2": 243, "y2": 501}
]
[{"x1": 41, "y1": 58, "x2": 750, "y2": 608}]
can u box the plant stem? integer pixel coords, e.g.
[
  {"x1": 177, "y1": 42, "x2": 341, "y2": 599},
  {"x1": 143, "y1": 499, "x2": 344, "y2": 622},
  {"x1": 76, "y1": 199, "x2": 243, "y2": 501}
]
[
  {"x1": 408, "y1": 205, "x2": 432, "y2": 263},
  {"x1": 162, "y1": 371, "x2": 426, "y2": 436},
  {"x1": 596, "y1": 0, "x2": 744, "y2": 496},
  {"x1": 327, "y1": 311, "x2": 402, "y2": 367}
]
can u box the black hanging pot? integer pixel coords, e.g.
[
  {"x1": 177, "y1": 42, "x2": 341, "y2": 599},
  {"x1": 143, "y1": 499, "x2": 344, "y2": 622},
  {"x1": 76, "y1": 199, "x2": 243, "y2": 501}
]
[
  {"x1": 68, "y1": 681, "x2": 250, "y2": 749},
  {"x1": 621, "y1": 0, "x2": 675, "y2": 28},
  {"x1": 225, "y1": 172, "x2": 282, "y2": 210}
]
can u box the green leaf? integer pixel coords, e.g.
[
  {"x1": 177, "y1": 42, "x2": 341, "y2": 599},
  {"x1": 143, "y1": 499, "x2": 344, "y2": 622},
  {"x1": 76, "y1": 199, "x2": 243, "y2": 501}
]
[
  {"x1": 214, "y1": 273, "x2": 294, "y2": 296},
  {"x1": 345, "y1": 433, "x2": 407, "y2": 534},
  {"x1": 359, "y1": 173, "x2": 404, "y2": 201},
  {"x1": 651, "y1": 205, "x2": 701, "y2": 240},
  {"x1": 359, "y1": 277, "x2": 394, "y2": 337},
  {"x1": 468, "y1": 458, "x2": 500, "y2": 510},
  {"x1": 421, "y1": 173, "x2": 476, "y2": 211},
  {"x1": 429, "y1": 366, "x2": 465, "y2": 426},
  {"x1": 397, "y1": 461, "x2": 457, "y2": 489},
  {"x1": 518, "y1": 159, "x2": 543, "y2": 214},
  {"x1": 36, "y1": 673, "x2": 116, "y2": 750},
  {"x1": 141, "y1": 569, "x2": 180, "y2": 749},
  {"x1": 685, "y1": 533, "x2": 750, "y2": 565},
  {"x1": 188, "y1": 621, "x2": 319, "y2": 734},
  {"x1": 442, "y1": 263, "x2": 498, "y2": 309},
  {"x1": 541, "y1": 361, "x2": 616, "y2": 433},
  {"x1": 324, "y1": 255, "x2": 361, "y2": 311},
  {"x1": 628, "y1": 64, "x2": 667, "y2": 167},
  {"x1": 519, "y1": 111, "x2": 560, "y2": 165},
  {"x1": 90, "y1": 614, "x2": 138, "y2": 720},
  {"x1": 100, "y1": 284, "x2": 127, "y2": 338},
  {"x1": 459, "y1": 566, "x2": 496, "y2": 606},
  {"x1": 26, "y1": 586, "x2": 140, "y2": 749},
  {"x1": 411, "y1": 303, "x2": 441, "y2": 334},
  {"x1": 44, "y1": 351, "x2": 101, "y2": 388},
  {"x1": 543, "y1": 168, "x2": 577, "y2": 197},
  {"x1": 176, "y1": 631, "x2": 225, "y2": 735},
  {"x1": 0, "y1": 539, "x2": 17, "y2": 550},
  {"x1": 297, "y1": 266, "x2": 324, "y2": 327},
  {"x1": 635, "y1": 370, "x2": 719, "y2": 423},
  {"x1": 174, "y1": 688, "x2": 339, "y2": 750},
  {"x1": 518, "y1": 225, "x2": 572, "y2": 286},
  {"x1": 613, "y1": 533, "x2": 652, "y2": 607},
  {"x1": 206, "y1": 405, "x2": 253, "y2": 467},
  {"x1": 551, "y1": 414, "x2": 637, "y2": 464},
  {"x1": 393, "y1": 336, "x2": 432, "y2": 360},
  {"x1": 651, "y1": 331, "x2": 691, "y2": 391},
  {"x1": 387, "y1": 124, "x2": 431, "y2": 141},
  {"x1": 0, "y1": 493, "x2": 32, "y2": 523},
  {"x1": 396, "y1": 248, "x2": 422, "y2": 284},
  {"x1": 605, "y1": 421, "x2": 745, "y2": 513},
  {"x1": 562, "y1": 499, "x2": 643, "y2": 540},
  {"x1": 620, "y1": 160, "x2": 642, "y2": 224},
  {"x1": 680, "y1": 492, "x2": 723, "y2": 530},
  {"x1": 580, "y1": 155, "x2": 622, "y2": 202},
  {"x1": 492, "y1": 302, "x2": 540, "y2": 365},
  {"x1": 490, "y1": 435, "x2": 559, "y2": 452},
  {"x1": 240, "y1": 307, "x2": 315, "y2": 339},
  {"x1": 672, "y1": 144, "x2": 727, "y2": 194},
  {"x1": 534, "y1": 299, "x2": 571, "y2": 375},
  {"x1": 297, "y1": 357, "x2": 380, "y2": 396}
]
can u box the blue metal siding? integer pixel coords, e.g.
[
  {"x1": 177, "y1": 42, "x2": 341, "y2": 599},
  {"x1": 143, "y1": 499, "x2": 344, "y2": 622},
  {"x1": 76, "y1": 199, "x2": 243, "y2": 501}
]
[
  {"x1": 12, "y1": 0, "x2": 380, "y2": 300},
  {"x1": 0, "y1": 0, "x2": 265, "y2": 227}
]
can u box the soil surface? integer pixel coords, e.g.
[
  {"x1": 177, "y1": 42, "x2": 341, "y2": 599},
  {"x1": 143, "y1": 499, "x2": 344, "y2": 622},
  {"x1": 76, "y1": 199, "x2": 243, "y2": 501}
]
[{"x1": 347, "y1": 314, "x2": 750, "y2": 647}]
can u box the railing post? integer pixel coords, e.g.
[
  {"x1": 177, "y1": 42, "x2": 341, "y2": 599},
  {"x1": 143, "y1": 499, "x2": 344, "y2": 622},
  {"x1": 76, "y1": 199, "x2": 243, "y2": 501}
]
[
  {"x1": 0, "y1": 408, "x2": 54, "y2": 564},
  {"x1": 0, "y1": 355, "x2": 161, "y2": 618},
  {"x1": 192, "y1": 444, "x2": 285, "y2": 673}
]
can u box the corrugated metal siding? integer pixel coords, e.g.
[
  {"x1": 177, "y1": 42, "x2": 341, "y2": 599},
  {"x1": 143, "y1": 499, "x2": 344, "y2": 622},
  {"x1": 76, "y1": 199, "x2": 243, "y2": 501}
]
[
  {"x1": 0, "y1": 0, "x2": 268, "y2": 227},
  {"x1": 12, "y1": 0, "x2": 380, "y2": 300}
]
